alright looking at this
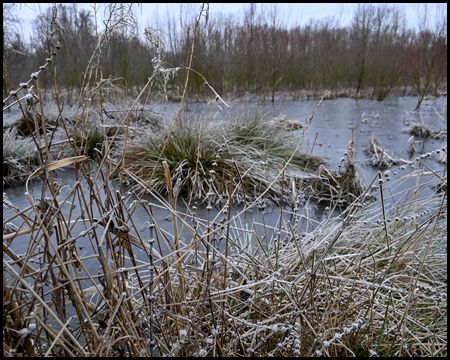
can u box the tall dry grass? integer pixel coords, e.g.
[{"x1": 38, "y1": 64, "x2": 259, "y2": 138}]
[{"x1": 3, "y1": 3, "x2": 447, "y2": 357}]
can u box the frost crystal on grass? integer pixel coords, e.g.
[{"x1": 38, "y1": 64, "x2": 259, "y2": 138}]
[
  {"x1": 369, "y1": 349, "x2": 378, "y2": 357},
  {"x1": 18, "y1": 328, "x2": 31, "y2": 335}
]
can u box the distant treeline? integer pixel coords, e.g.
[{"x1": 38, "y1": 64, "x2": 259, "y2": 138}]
[{"x1": 3, "y1": 3, "x2": 447, "y2": 105}]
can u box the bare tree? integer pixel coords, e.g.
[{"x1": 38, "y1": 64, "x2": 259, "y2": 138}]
[
  {"x1": 350, "y1": 4, "x2": 376, "y2": 97},
  {"x1": 10, "y1": 3, "x2": 447, "y2": 100},
  {"x1": 3, "y1": 4, "x2": 28, "y2": 100},
  {"x1": 369, "y1": 5, "x2": 406, "y2": 99},
  {"x1": 409, "y1": 4, "x2": 447, "y2": 110}
]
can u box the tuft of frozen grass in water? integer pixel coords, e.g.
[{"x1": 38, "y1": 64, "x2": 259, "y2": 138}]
[
  {"x1": 3, "y1": 127, "x2": 40, "y2": 186},
  {"x1": 122, "y1": 110, "x2": 321, "y2": 203}
]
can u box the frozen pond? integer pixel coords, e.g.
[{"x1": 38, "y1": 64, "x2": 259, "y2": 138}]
[
  {"x1": 148, "y1": 96, "x2": 447, "y2": 181},
  {"x1": 4, "y1": 96, "x2": 447, "y2": 264}
]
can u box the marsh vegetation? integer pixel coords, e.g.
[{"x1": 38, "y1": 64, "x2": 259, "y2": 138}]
[{"x1": 3, "y1": 3, "x2": 447, "y2": 357}]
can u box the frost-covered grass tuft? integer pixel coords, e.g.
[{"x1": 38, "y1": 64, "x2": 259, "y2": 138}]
[
  {"x1": 3, "y1": 127, "x2": 40, "y2": 186},
  {"x1": 123, "y1": 111, "x2": 322, "y2": 203}
]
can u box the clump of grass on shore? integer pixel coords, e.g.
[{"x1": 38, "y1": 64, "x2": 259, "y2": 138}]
[
  {"x1": 299, "y1": 128, "x2": 368, "y2": 204},
  {"x1": 56, "y1": 110, "x2": 162, "y2": 159},
  {"x1": 272, "y1": 114, "x2": 304, "y2": 130},
  {"x1": 122, "y1": 111, "x2": 322, "y2": 203}
]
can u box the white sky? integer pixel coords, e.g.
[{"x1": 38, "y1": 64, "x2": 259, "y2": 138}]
[{"x1": 9, "y1": 3, "x2": 448, "y2": 44}]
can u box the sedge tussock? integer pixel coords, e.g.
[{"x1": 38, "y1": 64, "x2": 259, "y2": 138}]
[
  {"x1": 3, "y1": 127, "x2": 40, "y2": 186},
  {"x1": 122, "y1": 112, "x2": 322, "y2": 204}
]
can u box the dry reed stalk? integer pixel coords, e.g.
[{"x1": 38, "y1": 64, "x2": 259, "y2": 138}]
[{"x1": 364, "y1": 135, "x2": 409, "y2": 168}]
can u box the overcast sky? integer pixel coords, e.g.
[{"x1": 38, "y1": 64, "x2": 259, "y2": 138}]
[{"x1": 10, "y1": 3, "x2": 447, "y2": 44}]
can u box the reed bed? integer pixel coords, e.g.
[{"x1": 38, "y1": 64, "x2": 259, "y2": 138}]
[
  {"x1": 3, "y1": 145, "x2": 447, "y2": 356},
  {"x1": 3, "y1": 4, "x2": 447, "y2": 357}
]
